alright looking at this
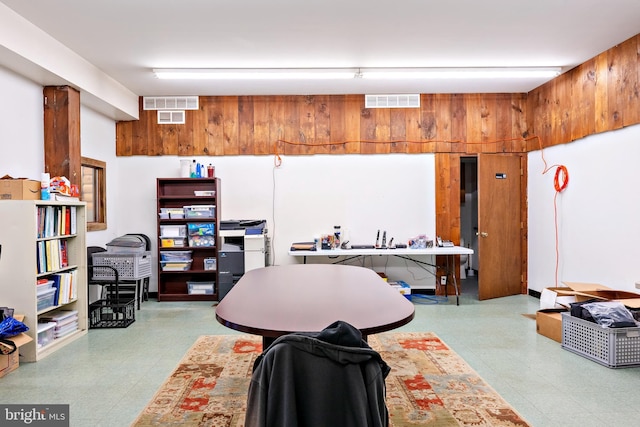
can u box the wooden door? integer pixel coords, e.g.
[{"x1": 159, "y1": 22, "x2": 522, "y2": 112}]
[{"x1": 477, "y1": 154, "x2": 523, "y2": 300}]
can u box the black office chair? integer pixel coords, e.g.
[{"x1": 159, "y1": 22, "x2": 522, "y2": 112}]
[{"x1": 245, "y1": 321, "x2": 390, "y2": 427}]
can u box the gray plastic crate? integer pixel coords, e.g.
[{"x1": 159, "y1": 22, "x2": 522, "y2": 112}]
[
  {"x1": 561, "y1": 312, "x2": 640, "y2": 368},
  {"x1": 92, "y1": 251, "x2": 152, "y2": 280}
]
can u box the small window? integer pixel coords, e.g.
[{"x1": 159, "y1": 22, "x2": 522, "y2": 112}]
[{"x1": 81, "y1": 157, "x2": 107, "y2": 231}]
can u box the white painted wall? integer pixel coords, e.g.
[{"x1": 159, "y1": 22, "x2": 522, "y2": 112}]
[
  {"x1": 0, "y1": 67, "x2": 44, "y2": 178},
  {"x1": 115, "y1": 154, "x2": 437, "y2": 291},
  {"x1": 528, "y1": 124, "x2": 640, "y2": 293},
  {"x1": 80, "y1": 106, "x2": 121, "y2": 248}
]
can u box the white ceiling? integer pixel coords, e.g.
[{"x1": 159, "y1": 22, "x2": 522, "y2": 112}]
[{"x1": 2, "y1": 0, "x2": 640, "y2": 98}]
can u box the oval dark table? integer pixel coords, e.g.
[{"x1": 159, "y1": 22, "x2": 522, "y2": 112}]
[{"x1": 215, "y1": 264, "x2": 415, "y2": 347}]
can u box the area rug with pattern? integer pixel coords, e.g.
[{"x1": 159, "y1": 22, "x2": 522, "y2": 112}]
[{"x1": 132, "y1": 332, "x2": 530, "y2": 426}]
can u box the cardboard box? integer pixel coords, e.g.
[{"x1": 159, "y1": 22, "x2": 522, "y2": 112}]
[
  {"x1": 0, "y1": 178, "x2": 40, "y2": 200},
  {"x1": 536, "y1": 309, "x2": 565, "y2": 342},
  {"x1": 536, "y1": 282, "x2": 640, "y2": 343},
  {"x1": 0, "y1": 315, "x2": 34, "y2": 378},
  {"x1": 540, "y1": 282, "x2": 640, "y2": 310}
]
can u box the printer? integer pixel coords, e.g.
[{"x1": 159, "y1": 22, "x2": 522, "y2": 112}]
[{"x1": 218, "y1": 220, "x2": 268, "y2": 300}]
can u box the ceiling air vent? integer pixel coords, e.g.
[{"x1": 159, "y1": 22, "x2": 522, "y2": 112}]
[
  {"x1": 157, "y1": 110, "x2": 185, "y2": 124},
  {"x1": 365, "y1": 94, "x2": 420, "y2": 109},
  {"x1": 143, "y1": 96, "x2": 199, "y2": 110}
]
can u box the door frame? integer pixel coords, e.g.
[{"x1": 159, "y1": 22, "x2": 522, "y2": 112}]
[{"x1": 434, "y1": 153, "x2": 528, "y2": 297}]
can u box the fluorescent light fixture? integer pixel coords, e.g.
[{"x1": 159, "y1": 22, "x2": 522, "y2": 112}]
[
  {"x1": 361, "y1": 67, "x2": 562, "y2": 79},
  {"x1": 153, "y1": 68, "x2": 357, "y2": 80},
  {"x1": 152, "y1": 67, "x2": 562, "y2": 80}
]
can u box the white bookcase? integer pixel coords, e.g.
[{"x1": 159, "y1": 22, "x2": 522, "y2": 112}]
[{"x1": 0, "y1": 200, "x2": 88, "y2": 362}]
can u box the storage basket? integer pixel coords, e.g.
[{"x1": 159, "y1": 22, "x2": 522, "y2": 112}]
[
  {"x1": 89, "y1": 298, "x2": 135, "y2": 328},
  {"x1": 561, "y1": 312, "x2": 640, "y2": 368},
  {"x1": 92, "y1": 251, "x2": 152, "y2": 280}
]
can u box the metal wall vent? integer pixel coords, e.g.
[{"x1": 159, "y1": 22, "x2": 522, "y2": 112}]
[
  {"x1": 144, "y1": 96, "x2": 199, "y2": 110},
  {"x1": 157, "y1": 110, "x2": 185, "y2": 124},
  {"x1": 365, "y1": 94, "x2": 420, "y2": 109}
]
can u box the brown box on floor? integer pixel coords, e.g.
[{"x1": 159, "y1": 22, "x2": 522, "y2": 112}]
[
  {"x1": 0, "y1": 315, "x2": 34, "y2": 378},
  {"x1": 0, "y1": 177, "x2": 40, "y2": 200},
  {"x1": 536, "y1": 309, "x2": 565, "y2": 343},
  {"x1": 536, "y1": 282, "x2": 640, "y2": 343}
]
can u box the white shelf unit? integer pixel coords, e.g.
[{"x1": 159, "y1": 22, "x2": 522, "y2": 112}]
[{"x1": 0, "y1": 200, "x2": 88, "y2": 362}]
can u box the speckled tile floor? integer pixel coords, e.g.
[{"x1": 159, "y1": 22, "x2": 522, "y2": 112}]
[{"x1": 2, "y1": 278, "x2": 640, "y2": 426}]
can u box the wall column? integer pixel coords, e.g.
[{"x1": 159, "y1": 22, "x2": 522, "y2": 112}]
[{"x1": 43, "y1": 86, "x2": 81, "y2": 190}]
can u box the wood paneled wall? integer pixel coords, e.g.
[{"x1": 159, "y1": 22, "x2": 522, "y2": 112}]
[
  {"x1": 116, "y1": 94, "x2": 530, "y2": 157},
  {"x1": 527, "y1": 34, "x2": 640, "y2": 150},
  {"x1": 116, "y1": 35, "x2": 640, "y2": 156}
]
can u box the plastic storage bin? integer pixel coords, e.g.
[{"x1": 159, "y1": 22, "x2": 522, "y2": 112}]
[
  {"x1": 561, "y1": 312, "x2": 640, "y2": 368},
  {"x1": 204, "y1": 257, "x2": 217, "y2": 270},
  {"x1": 37, "y1": 287, "x2": 57, "y2": 311},
  {"x1": 91, "y1": 252, "x2": 152, "y2": 280},
  {"x1": 189, "y1": 235, "x2": 216, "y2": 247},
  {"x1": 184, "y1": 205, "x2": 216, "y2": 218},
  {"x1": 40, "y1": 310, "x2": 79, "y2": 339},
  {"x1": 160, "y1": 260, "x2": 193, "y2": 271},
  {"x1": 37, "y1": 322, "x2": 56, "y2": 347},
  {"x1": 160, "y1": 237, "x2": 187, "y2": 247},
  {"x1": 187, "y1": 281, "x2": 215, "y2": 295},
  {"x1": 159, "y1": 207, "x2": 185, "y2": 219},
  {"x1": 160, "y1": 225, "x2": 187, "y2": 237},
  {"x1": 160, "y1": 250, "x2": 192, "y2": 262},
  {"x1": 187, "y1": 222, "x2": 215, "y2": 236}
]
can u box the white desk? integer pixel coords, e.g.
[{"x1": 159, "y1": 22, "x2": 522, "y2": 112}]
[{"x1": 288, "y1": 246, "x2": 473, "y2": 305}]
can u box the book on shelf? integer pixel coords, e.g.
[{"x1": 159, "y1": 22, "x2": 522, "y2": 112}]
[
  {"x1": 37, "y1": 205, "x2": 78, "y2": 238},
  {"x1": 50, "y1": 274, "x2": 61, "y2": 305},
  {"x1": 50, "y1": 271, "x2": 73, "y2": 305},
  {"x1": 44, "y1": 240, "x2": 53, "y2": 271},
  {"x1": 59, "y1": 239, "x2": 68, "y2": 268},
  {"x1": 64, "y1": 206, "x2": 71, "y2": 235},
  {"x1": 70, "y1": 206, "x2": 77, "y2": 235}
]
